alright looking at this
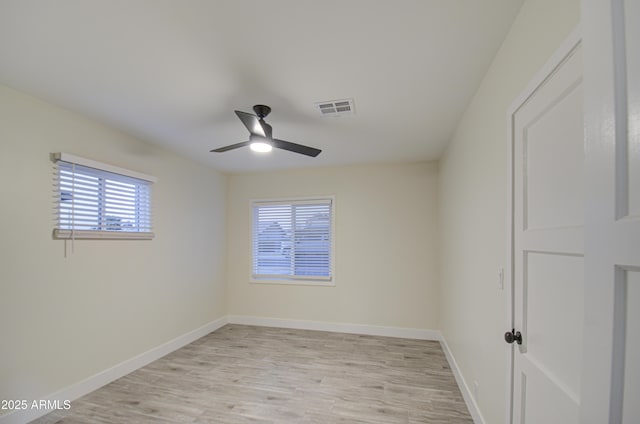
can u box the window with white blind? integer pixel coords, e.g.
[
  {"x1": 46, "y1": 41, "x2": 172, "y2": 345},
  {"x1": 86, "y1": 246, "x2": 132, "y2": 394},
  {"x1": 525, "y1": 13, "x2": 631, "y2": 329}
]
[
  {"x1": 52, "y1": 152, "x2": 156, "y2": 240},
  {"x1": 252, "y1": 197, "x2": 334, "y2": 284}
]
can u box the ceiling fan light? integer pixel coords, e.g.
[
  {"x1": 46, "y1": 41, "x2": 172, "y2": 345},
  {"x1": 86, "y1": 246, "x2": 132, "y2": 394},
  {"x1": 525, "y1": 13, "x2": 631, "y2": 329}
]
[{"x1": 250, "y1": 141, "x2": 272, "y2": 153}]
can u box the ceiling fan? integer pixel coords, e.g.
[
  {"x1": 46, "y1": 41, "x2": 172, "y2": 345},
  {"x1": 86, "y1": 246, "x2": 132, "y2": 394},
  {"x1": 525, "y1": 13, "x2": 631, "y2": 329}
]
[{"x1": 210, "y1": 105, "x2": 322, "y2": 157}]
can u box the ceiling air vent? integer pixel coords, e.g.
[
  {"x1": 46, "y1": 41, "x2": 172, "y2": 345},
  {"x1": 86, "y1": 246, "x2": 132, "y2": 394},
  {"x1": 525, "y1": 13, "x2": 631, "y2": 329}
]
[{"x1": 315, "y1": 98, "x2": 355, "y2": 117}]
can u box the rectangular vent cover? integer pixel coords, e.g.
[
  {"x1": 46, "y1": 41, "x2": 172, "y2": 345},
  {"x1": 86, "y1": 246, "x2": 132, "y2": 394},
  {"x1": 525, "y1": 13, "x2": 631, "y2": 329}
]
[{"x1": 315, "y1": 98, "x2": 355, "y2": 117}]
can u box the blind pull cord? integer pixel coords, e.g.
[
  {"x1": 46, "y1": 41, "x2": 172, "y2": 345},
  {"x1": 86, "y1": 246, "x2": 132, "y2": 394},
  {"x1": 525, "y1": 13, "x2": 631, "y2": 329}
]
[{"x1": 70, "y1": 163, "x2": 76, "y2": 256}]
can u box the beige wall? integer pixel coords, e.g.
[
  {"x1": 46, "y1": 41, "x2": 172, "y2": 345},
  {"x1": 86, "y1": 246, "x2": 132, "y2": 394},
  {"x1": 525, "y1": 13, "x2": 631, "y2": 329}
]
[
  {"x1": 0, "y1": 84, "x2": 227, "y2": 406},
  {"x1": 227, "y1": 162, "x2": 439, "y2": 330},
  {"x1": 437, "y1": 0, "x2": 580, "y2": 422}
]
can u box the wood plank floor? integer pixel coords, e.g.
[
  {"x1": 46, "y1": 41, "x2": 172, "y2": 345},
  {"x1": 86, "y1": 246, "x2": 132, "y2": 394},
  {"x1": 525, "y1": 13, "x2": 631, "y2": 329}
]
[{"x1": 33, "y1": 325, "x2": 473, "y2": 423}]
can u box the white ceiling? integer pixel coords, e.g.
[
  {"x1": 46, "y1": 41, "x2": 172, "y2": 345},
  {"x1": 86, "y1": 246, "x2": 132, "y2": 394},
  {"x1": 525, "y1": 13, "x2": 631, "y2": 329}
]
[{"x1": 0, "y1": 0, "x2": 523, "y2": 173}]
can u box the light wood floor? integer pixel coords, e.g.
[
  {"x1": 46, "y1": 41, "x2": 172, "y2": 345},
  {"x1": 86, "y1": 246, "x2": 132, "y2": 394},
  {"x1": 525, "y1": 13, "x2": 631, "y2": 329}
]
[{"x1": 34, "y1": 325, "x2": 473, "y2": 423}]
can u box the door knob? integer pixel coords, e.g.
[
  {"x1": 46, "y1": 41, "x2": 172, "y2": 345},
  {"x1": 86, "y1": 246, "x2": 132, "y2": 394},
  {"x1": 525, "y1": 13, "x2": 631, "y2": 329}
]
[{"x1": 504, "y1": 328, "x2": 522, "y2": 345}]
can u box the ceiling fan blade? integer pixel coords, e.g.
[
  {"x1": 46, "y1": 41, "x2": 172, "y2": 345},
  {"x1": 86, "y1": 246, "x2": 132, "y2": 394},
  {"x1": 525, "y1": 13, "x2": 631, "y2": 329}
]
[
  {"x1": 210, "y1": 141, "x2": 250, "y2": 152},
  {"x1": 262, "y1": 121, "x2": 273, "y2": 139},
  {"x1": 272, "y1": 139, "x2": 322, "y2": 157},
  {"x1": 235, "y1": 110, "x2": 266, "y2": 137}
]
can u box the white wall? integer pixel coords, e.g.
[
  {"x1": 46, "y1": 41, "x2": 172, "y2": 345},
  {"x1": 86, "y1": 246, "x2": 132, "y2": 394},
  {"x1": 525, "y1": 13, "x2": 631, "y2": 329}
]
[
  {"x1": 0, "y1": 84, "x2": 227, "y2": 412},
  {"x1": 437, "y1": 0, "x2": 580, "y2": 423},
  {"x1": 227, "y1": 162, "x2": 439, "y2": 331}
]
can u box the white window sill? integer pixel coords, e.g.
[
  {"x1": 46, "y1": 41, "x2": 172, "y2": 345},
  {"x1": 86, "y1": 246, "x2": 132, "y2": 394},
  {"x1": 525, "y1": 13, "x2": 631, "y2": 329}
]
[
  {"x1": 250, "y1": 278, "x2": 335, "y2": 287},
  {"x1": 53, "y1": 229, "x2": 155, "y2": 240}
]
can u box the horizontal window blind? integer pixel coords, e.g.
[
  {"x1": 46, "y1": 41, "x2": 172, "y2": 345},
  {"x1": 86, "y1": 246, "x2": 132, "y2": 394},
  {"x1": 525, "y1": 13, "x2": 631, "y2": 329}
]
[
  {"x1": 52, "y1": 153, "x2": 154, "y2": 240},
  {"x1": 252, "y1": 198, "x2": 333, "y2": 281}
]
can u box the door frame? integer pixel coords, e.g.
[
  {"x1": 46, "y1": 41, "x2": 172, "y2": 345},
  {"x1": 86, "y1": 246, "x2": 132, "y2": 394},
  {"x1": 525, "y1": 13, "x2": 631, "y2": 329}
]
[{"x1": 504, "y1": 27, "x2": 582, "y2": 424}]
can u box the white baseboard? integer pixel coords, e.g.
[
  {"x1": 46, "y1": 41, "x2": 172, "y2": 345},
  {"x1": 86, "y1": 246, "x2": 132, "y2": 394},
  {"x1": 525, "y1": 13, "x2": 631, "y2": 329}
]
[
  {"x1": 0, "y1": 316, "x2": 228, "y2": 424},
  {"x1": 439, "y1": 336, "x2": 485, "y2": 424},
  {"x1": 227, "y1": 314, "x2": 441, "y2": 340}
]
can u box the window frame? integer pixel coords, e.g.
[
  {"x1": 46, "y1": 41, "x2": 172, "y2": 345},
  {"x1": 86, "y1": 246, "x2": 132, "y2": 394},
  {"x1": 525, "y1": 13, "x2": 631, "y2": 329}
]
[
  {"x1": 250, "y1": 196, "x2": 335, "y2": 286},
  {"x1": 52, "y1": 152, "x2": 156, "y2": 240}
]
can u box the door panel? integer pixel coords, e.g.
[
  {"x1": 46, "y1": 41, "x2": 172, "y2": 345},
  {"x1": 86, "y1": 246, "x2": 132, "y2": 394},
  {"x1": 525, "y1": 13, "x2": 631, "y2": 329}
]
[
  {"x1": 621, "y1": 271, "x2": 640, "y2": 424},
  {"x1": 624, "y1": 0, "x2": 640, "y2": 217},
  {"x1": 524, "y1": 252, "x2": 583, "y2": 396},
  {"x1": 524, "y1": 83, "x2": 584, "y2": 230},
  {"x1": 517, "y1": 364, "x2": 580, "y2": 424}
]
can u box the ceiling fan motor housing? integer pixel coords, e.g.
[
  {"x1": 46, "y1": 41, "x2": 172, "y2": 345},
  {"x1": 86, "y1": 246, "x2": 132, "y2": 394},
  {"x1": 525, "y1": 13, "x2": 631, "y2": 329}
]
[{"x1": 253, "y1": 104, "x2": 271, "y2": 119}]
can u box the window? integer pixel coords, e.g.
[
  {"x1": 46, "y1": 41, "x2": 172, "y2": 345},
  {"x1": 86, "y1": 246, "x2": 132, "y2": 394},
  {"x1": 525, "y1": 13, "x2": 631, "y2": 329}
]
[
  {"x1": 252, "y1": 197, "x2": 334, "y2": 284},
  {"x1": 52, "y1": 152, "x2": 155, "y2": 240}
]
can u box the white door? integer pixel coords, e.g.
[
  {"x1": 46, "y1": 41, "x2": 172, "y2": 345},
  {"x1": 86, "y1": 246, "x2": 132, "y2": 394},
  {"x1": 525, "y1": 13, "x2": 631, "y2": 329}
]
[
  {"x1": 581, "y1": 0, "x2": 640, "y2": 423},
  {"x1": 508, "y1": 33, "x2": 584, "y2": 424}
]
